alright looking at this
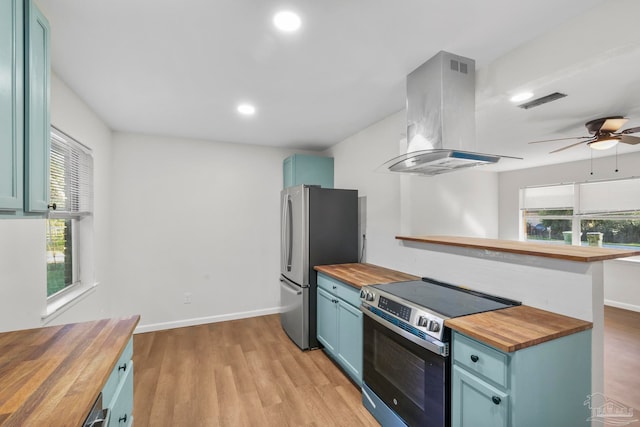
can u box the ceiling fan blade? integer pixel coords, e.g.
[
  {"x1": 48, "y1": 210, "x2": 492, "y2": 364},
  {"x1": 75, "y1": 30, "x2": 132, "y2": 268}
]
[
  {"x1": 620, "y1": 134, "x2": 640, "y2": 145},
  {"x1": 549, "y1": 140, "x2": 592, "y2": 153},
  {"x1": 600, "y1": 118, "x2": 628, "y2": 132},
  {"x1": 620, "y1": 126, "x2": 640, "y2": 135},
  {"x1": 528, "y1": 136, "x2": 590, "y2": 144}
]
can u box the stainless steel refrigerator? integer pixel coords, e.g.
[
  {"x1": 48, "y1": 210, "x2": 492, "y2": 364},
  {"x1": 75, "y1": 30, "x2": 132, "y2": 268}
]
[{"x1": 280, "y1": 185, "x2": 358, "y2": 350}]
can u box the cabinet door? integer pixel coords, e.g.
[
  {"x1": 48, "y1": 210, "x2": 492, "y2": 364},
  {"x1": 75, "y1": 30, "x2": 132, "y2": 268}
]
[
  {"x1": 108, "y1": 360, "x2": 134, "y2": 427},
  {"x1": 24, "y1": 1, "x2": 50, "y2": 213},
  {"x1": 283, "y1": 154, "x2": 334, "y2": 189},
  {"x1": 452, "y1": 365, "x2": 509, "y2": 427},
  {"x1": 0, "y1": 0, "x2": 23, "y2": 212},
  {"x1": 317, "y1": 287, "x2": 338, "y2": 355},
  {"x1": 336, "y1": 299, "x2": 363, "y2": 385},
  {"x1": 283, "y1": 155, "x2": 294, "y2": 189}
]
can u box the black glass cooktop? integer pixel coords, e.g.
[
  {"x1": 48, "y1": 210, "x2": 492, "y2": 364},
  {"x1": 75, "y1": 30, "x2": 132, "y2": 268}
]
[{"x1": 372, "y1": 277, "x2": 520, "y2": 318}]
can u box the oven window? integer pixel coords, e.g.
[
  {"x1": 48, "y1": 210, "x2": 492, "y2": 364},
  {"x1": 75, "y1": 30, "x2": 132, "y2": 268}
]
[{"x1": 374, "y1": 328, "x2": 426, "y2": 410}]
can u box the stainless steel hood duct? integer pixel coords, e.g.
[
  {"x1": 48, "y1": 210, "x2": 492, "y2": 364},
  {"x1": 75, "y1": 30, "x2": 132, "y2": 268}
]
[{"x1": 381, "y1": 51, "x2": 519, "y2": 176}]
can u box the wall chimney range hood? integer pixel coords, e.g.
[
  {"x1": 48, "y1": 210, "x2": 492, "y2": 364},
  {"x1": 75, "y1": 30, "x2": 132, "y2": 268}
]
[{"x1": 381, "y1": 51, "x2": 520, "y2": 176}]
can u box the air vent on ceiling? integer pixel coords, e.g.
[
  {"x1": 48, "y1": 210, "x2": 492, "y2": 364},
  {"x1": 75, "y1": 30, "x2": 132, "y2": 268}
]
[{"x1": 518, "y1": 92, "x2": 567, "y2": 110}]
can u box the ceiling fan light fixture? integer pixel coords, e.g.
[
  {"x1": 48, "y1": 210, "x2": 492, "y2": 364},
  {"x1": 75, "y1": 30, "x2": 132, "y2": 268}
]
[{"x1": 588, "y1": 137, "x2": 619, "y2": 150}]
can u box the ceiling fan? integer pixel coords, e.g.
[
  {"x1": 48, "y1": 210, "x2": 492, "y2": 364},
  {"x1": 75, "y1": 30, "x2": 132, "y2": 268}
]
[{"x1": 528, "y1": 116, "x2": 640, "y2": 153}]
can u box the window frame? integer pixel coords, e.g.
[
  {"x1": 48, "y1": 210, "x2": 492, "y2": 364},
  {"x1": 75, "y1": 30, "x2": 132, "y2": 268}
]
[
  {"x1": 520, "y1": 178, "x2": 640, "y2": 252},
  {"x1": 43, "y1": 126, "x2": 96, "y2": 321}
]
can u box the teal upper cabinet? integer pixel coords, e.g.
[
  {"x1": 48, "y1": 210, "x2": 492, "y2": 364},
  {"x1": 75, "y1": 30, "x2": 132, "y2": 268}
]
[
  {"x1": 0, "y1": 0, "x2": 24, "y2": 212},
  {"x1": 0, "y1": 0, "x2": 50, "y2": 216},
  {"x1": 24, "y1": 1, "x2": 51, "y2": 213},
  {"x1": 283, "y1": 154, "x2": 334, "y2": 189}
]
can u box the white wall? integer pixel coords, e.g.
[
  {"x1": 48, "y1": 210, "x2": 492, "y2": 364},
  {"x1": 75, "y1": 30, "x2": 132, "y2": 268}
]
[
  {"x1": 0, "y1": 74, "x2": 113, "y2": 332},
  {"x1": 327, "y1": 109, "x2": 500, "y2": 270},
  {"x1": 498, "y1": 151, "x2": 640, "y2": 311},
  {"x1": 108, "y1": 132, "x2": 290, "y2": 331}
]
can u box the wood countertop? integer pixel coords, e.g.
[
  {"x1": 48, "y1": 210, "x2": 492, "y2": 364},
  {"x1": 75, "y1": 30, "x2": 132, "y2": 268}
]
[
  {"x1": 445, "y1": 305, "x2": 592, "y2": 353},
  {"x1": 314, "y1": 263, "x2": 419, "y2": 289},
  {"x1": 396, "y1": 235, "x2": 640, "y2": 262},
  {"x1": 0, "y1": 315, "x2": 140, "y2": 427}
]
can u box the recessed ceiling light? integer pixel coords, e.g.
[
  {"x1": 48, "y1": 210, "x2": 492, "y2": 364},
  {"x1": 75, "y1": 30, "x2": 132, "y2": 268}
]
[
  {"x1": 510, "y1": 92, "x2": 534, "y2": 103},
  {"x1": 273, "y1": 11, "x2": 301, "y2": 32},
  {"x1": 237, "y1": 104, "x2": 256, "y2": 116}
]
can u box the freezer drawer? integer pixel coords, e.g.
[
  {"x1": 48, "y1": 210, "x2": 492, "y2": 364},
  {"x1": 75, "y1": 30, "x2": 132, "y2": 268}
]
[{"x1": 280, "y1": 276, "x2": 309, "y2": 350}]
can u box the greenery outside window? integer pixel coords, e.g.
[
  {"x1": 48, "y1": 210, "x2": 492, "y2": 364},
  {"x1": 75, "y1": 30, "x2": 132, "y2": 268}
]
[
  {"x1": 46, "y1": 127, "x2": 93, "y2": 297},
  {"x1": 520, "y1": 178, "x2": 640, "y2": 250}
]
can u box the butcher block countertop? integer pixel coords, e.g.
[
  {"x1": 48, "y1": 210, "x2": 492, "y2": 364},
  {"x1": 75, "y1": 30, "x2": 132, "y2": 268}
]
[
  {"x1": 396, "y1": 235, "x2": 640, "y2": 262},
  {"x1": 0, "y1": 315, "x2": 140, "y2": 426},
  {"x1": 445, "y1": 305, "x2": 592, "y2": 353},
  {"x1": 314, "y1": 263, "x2": 419, "y2": 289}
]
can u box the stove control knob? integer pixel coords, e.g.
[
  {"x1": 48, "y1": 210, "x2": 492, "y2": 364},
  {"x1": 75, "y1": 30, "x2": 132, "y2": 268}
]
[
  {"x1": 427, "y1": 320, "x2": 441, "y2": 333},
  {"x1": 360, "y1": 289, "x2": 375, "y2": 301},
  {"x1": 417, "y1": 316, "x2": 429, "y2": 327}
]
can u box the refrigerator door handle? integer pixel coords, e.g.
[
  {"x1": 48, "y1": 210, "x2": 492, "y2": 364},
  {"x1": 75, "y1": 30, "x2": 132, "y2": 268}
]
[
  {"x1": 286, "y1": 195, "x2": 293, "y2": 272},
  {"x1": 280, "y1": 277, "x2": 302, "y2": 295},
  {"x1": 281, "y1": 193, "x2": 287, "y2": 273}
]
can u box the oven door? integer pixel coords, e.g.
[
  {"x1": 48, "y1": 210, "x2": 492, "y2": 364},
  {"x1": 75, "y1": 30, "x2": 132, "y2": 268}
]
[{"x1": 363, "y1": 312, "x2": 449, "y2": 427}]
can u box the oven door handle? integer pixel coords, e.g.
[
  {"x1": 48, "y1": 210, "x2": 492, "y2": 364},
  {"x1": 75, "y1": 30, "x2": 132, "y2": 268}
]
[{"x1": 361, "y1": 305, "x2": 449, "y2": 357}]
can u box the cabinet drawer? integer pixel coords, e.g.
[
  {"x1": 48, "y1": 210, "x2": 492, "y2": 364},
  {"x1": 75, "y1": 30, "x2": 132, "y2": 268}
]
[
  {"x1": 103, "y1": 338, "x2": 134, "y2": 406},
  {"x1": 453, "y1": 332, "x2": 508, "y2": 389},
  {"x1": 317, "y1": 273, "x2": 360, "y2": 307},
  {"x1": 108, "y1": 360, "x2": 134, "y2": 427}
]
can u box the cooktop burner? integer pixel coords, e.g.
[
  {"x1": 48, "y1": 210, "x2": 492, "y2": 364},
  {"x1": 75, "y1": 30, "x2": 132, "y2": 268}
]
[{"x1": 372, "y1": 277, "x2": 520, "y2": 319}]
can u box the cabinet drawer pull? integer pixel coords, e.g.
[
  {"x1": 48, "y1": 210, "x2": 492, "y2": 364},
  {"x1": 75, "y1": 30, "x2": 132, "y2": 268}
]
[
  {"x1": 470, "y1": 354, "x2": 479, "y2": 363},
  {"x1": 47, "y1": 203, "x2": 57, "y2": 210},
  {"x1": 119, "y1": 414, "x2": 128, "y2": 423},
  {"x1": 332, "y1": 285, "x2": 337, "y2": 290},
  {"x1": 492, "y1": 396, "x2": 501, "y2": 405},
  {"x1": 118, "y1": 363, "x2": 127, "y2": 372}
]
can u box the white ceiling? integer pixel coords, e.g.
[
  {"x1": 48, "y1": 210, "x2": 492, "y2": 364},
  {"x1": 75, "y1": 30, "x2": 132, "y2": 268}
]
[{"x1": 36, "y1": 0, "x2": 640, "y2": 172}]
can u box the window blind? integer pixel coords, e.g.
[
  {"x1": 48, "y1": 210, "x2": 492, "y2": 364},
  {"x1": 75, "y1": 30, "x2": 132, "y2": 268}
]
[
  {"x1": 520, "y1": 184, "x2": 573, "y2": 210},
  {"x1": 49, "y1": 127, "x2": 93, "y2": 217},
  {"x1": 577, "y1": 177, "x2": 640, "y2": 214}
]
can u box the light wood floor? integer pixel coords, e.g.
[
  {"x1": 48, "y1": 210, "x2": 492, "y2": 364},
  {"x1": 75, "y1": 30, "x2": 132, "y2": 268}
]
[
  {"x1": 604, "y1": 305, "x2": 640, "y2": 412},
  {"x1": 133, "y1": 308, "x2": 640, "y2": 426},
  {"x1": 132, "y1": 314, "x2": 379, "y2": 427}
]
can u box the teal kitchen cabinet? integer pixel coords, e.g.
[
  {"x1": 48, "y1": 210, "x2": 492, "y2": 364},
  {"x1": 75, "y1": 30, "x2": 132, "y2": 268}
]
[
  {"x1": 0, "y1": 0, "x2": 50, "y2": 216},
  {"x1": 103, "y1": 338, "x2": 135, "y2": 426},
  {"x1": 452, "y1": 330, "x2": 591, "y2": 427},
  {"x1": 283, "y1": 154, "x2": 334, "y2": 189},
  {"x1": 24, "y1": 0, "x2": 51, "y2": 213},
  {"x1": 317, "y1": 272, "x2": 363, "y2": 386},
  {"x1": 0, "y1": 0, "x2": 24, "y2": 212}
]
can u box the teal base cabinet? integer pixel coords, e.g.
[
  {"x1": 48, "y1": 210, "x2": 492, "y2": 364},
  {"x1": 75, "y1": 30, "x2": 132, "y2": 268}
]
[
  {"x1": 317, "y1": 273, "x2": 362, "y2": 386},
  {"x1": 283, "y1": 154, "x2": 334, "y2": 189},
  {"x1": 452, "y1": 330, "x2": 591, "y2": 427},
  {"x1": 103, "y1": 338, "x2": 135, "y2": 426}
]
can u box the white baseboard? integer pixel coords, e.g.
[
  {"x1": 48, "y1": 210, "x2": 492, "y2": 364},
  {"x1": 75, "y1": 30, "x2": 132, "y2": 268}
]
[
  {"x1": 134, "y1": 306, "x2": 282, "y2": 334},
  {"x1": 604, "y1": 299, "x2": 640, "y2": 313}
]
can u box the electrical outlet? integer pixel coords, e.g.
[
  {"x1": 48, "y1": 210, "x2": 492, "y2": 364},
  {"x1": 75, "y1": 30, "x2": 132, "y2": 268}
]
[{"x1": 183, "y1": 292, "x2": 192, "y2": 304}]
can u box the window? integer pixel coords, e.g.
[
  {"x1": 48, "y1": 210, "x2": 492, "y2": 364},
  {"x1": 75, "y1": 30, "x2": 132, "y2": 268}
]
[
  {"x1": 46, "y1": 127, "x2": 93, "y2": 297},
  {"x1": 520, "y1": 178, "x2": 640, "y2": 250}
]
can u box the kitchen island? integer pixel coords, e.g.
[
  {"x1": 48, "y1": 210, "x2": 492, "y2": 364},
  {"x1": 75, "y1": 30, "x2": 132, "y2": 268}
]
[
  {"x1": 0, "y1": 315, "x2": 139, "y2": 426},
  {"x1": 394, "y1": 235, "x2": 640, "y2": 402}
]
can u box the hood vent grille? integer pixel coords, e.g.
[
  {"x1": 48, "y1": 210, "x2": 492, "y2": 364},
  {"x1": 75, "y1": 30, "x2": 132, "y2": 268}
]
[{"x1": 517, "y1": 92, "x2": 567, "y2": 110}]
